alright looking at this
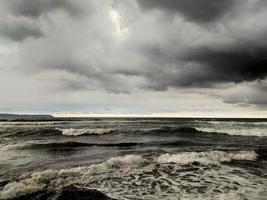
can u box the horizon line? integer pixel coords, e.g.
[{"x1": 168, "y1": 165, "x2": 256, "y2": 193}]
[{"x1": 1, "y1": 112, "x2": 267, "y2": 119}]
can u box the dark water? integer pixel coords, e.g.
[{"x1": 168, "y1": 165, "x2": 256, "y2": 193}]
[{"x1": 0, "y1": 118, "x2": 267, "y2": 199}]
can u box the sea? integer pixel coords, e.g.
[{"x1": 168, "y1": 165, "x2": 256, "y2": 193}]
[{"x1": 0, "y1": 118, "x2": 266, "y2": 200}]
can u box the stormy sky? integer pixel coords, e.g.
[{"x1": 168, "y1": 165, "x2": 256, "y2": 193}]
[{"x1": 0, "y1": 0, "x2": 266, "y2": 117}]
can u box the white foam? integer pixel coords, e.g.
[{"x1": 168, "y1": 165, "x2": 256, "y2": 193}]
[
  {"x1": 156, "y1": 150, "x2": 257, "y2": 165},
  {"x1": 57, "y1": 128, "x2": 116, "y2": 136},
  {"x1": 0, "y1": 151, "x2": 259, "y2": 199},
  {"x1": 0, "y1": 181, "x2": 44, "y2": 199},
  {"x1": 83, "y1": 154, "x2": 145, "y2": 175},
  {"x1": 203, "y1": 121, "x2": 267, "y2": 126},
  {"x1": 197, "y1": 127, "x2": 267, "y2": 137},
  {"x1": 0, "y1": 155, "x2": 144, "y2": 199}
]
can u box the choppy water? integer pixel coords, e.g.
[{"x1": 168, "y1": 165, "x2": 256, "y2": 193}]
[{"x1": 0, "y1": 118, "x2": 267, "y2": 200}]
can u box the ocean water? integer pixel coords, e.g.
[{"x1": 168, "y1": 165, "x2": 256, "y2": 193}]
[{"x1": 0, "y1": 118, "x2": 266, "y2": 200}]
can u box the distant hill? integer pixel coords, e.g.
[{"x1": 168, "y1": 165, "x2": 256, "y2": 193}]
[{"x1": 0, "y1": 114, "x2": 54, "y2": 121}]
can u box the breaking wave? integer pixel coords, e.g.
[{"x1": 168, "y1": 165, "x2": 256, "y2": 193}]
[
  {"x1": 57, "y1": 126, "x2": 203, "y2": 137},
  {"x1": 46, "y1": 126, "x2": 267, "y2": 138},
  {"x1": 0, "y1": 150, "x2": 258, "y2": 199},
  {"x1": 3, "y1": 125, "x2": 266, "y2": 139},
  {"x1": 145, "y1": 126, "x2": 201, "y2": 135},
  {"x1": 196, "y1": 127, "x2": 267, "y2": 137},
  {"x1": 151, "y1": 126, "x2": 267, "y2": 138},
  {"x1": 0, "y1": 155, "x2": 144, "y2": 199},
  {"x1": 156, "y1": 150, "x2": 258, "y2": 165},
  {"x1": 57, "y1": 128, "x2": 117, "y2": 136}
]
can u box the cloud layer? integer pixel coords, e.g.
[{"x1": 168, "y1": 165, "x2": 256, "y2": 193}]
[
  {"x1": 0, "y1": 0, "x2": 266, "y2": 115},
  {"x1": 7, "y1": 0, "x2": 85, "y2": 18},
  {"x1": 137, "y1": 0, "x2": 238, "y2": 23}
]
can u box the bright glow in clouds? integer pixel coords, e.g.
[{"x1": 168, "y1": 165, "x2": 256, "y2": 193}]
[{"x1": 109, "y1": 9, "x2": 129, "y2": 41}]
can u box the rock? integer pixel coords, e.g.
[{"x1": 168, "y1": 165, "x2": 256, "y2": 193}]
[{"x1": 8, "y1": 185, "x2": 116, "y2": 200}]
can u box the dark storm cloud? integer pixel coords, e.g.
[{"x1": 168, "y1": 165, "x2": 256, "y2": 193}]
[
  {"x1": 7, "y1": 0, "x2": 85, "y2": 18},
  {"x1": 137, "y1": 0, "x2": 238, "y2": 23},
  {"x1": 182, "y1": 45, "x2": 267, "y2": 85},
  {"x1": 0, "y1": 0, "x2": 267, "y2": 113},
  {"x1": 23, "y1": 0, "x2": 266, "y2": 93},
  {"x1": 0, "y1": 18, "x2": 43, "y2": 41},
  {"x1": 132, "y1": 41, "x2": 267, "y2": 90},
  {"x1": 0, "y1": 0, "x2": 91, "y2": 42}
]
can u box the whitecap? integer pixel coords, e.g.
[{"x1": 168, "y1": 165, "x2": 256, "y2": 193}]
[
  {"x1": 197, "y1": 127, "x2": 267, "y2": 137},
  {"x1": 0, "y1": 151, "x2": 259, "y2": 199},
  {"x1": 156, "y1": 150, "x2": 258, "y2": 165},
  {"x1": 57, "y1": 128, "x2": 116, "y2": 136}
]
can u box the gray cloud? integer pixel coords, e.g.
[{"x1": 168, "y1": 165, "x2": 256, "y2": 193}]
[
  {"x1": 223, "y1": 81, "x2": 267, "y2": 107},
  {"x1": 6, "y1": 0, "x2": 86, "y2": 18},
  {"x1": 0, "y1": 17, "x2": 43, "y2": 41},
  {"x1": 181, "y1": 45, "x2": 267, "y2": 85},
  {"x1": 137, "y1": 0, "x2": 238, "y2": 23},
  {"x1": 0, "y1": 0, "x2": 267, "y2": 114},
  {"x1": 0, "y1": 0, "x2": 93, "y2": 42}
]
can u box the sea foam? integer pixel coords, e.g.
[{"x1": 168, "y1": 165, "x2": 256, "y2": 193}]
[
  {"x1": 0, "y1": 151, "x2": 258, "y2": 199},
  {"x1": 57, "y1": 128, "x2": 116, "y2": 136},
  {"x1": 156, "y1": 150, "x2": 258, "y2": 165},
  {"x1": 0, "y1": 155, "x2": 144, "y2": 199},
  {"x1": 197, "y1": 127, "x2": 267, "y2": 137}
]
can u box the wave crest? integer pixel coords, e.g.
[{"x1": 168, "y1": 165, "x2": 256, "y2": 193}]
[
  {"x1": 196, "y1": 127, "x2": 267, "y2": 137},
  {"x1": 57, "y1": 128, "x2": 116, "y2": 136},
  {"x1": 0, "y1": 151, "x2": 258, "y2": 199},
  {"x1": 0, "y1": 155, "x2": 144, "y2": 199},
  {"x1": 156, "y1": 150, "x2": 258, "y2": 165}
]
